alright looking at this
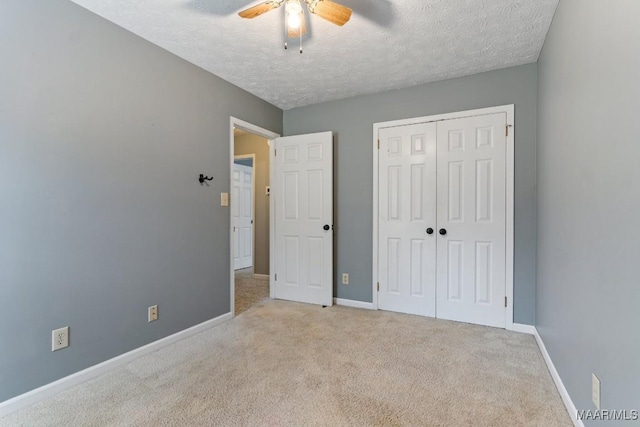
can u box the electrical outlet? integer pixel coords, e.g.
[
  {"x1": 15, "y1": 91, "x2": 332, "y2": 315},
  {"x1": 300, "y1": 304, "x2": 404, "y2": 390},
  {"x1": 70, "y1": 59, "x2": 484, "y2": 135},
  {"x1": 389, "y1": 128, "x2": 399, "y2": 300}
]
[
  {"x1": 148, "y1": 305, "x2": 158, "y2": 322},
  {"x1": 342, "y1": 273, "x2": 349, "y2": 285},
  {"x1": 592, "y1": 373, "x2": 601, "y2": 409},
  {"x1": 52, "y1": 327, "x2": 69, "y2": 351}
]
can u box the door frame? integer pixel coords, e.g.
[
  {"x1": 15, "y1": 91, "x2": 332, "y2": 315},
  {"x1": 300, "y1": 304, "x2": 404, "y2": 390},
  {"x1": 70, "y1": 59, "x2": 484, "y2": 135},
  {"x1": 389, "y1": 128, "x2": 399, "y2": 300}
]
[
  {"x1": 233, "y1": 154, "x2": 256, "y2": 271},
  {"x1": 372, "y1": 105, "x2": 515, "y2": 329},
  {"x1": 229, "y1": 117, "x2": 280, "y2": 317}
]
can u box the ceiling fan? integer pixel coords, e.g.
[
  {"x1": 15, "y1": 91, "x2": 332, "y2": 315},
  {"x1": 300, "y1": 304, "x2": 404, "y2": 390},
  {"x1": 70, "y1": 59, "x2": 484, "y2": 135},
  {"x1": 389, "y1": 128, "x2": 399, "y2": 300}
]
[{"x1": 238, "y1": 0, "x2": 352, "y2": 53}]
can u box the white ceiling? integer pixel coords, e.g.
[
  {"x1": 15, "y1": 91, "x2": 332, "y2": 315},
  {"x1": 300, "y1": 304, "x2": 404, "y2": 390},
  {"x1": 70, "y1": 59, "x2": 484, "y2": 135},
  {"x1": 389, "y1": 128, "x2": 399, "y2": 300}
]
[{"x1": 69, "y1": 0, "x2": 558, "y2": 110}]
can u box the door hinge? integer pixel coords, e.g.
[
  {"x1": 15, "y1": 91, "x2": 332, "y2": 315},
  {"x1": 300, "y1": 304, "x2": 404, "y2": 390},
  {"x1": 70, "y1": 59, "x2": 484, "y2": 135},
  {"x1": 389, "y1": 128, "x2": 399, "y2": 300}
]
[
  {"x1": 275, "y1": 273, "x2": 277, "y2": 281},
  {"x1": 274, "y1": 148, "x2": 277, "y2": 156},
  {"x1": 504, "y1": 296, "x2": 508, "y2": 308},
  {"x1": 377, "y1": 282, "x2": 380, "y2": 292},
  {"x1": 505, "y1": 124, "x2": 512, "y2": 137},
  {"x1": 377, "y1": 139, "x2": 380, "y2": 149}
]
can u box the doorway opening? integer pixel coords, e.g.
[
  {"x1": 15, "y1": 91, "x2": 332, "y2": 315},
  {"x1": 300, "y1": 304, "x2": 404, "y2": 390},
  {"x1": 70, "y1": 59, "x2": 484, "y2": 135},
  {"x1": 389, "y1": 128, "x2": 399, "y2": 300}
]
[
  {"x1": 230, "y1": 118, "x2": 279, "y2": 317},
  {"x1": 233, "y1": 154, "x2": 255, "y2": 272}
]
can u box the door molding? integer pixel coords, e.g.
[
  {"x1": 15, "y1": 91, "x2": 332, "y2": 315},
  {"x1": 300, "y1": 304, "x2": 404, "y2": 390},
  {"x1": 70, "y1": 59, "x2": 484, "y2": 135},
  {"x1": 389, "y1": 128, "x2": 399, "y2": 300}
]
[
  {"x1": 372, "y1": 105, "x2": 515, "y2": 329},
  {"x1": 233, "y1": 154, "x2": 256, "y2": 271},
  {"x1": 229, "y1": 117, "x2": 280, "y2": 317}
]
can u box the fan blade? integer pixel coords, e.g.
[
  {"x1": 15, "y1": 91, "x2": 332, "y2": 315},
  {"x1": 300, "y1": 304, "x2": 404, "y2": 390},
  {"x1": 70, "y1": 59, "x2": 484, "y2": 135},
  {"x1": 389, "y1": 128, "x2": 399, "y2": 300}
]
[
  {"x1": 238, "y1": 2, "x2": 280, "y2": 19},
  {"x1": 308, "y1": 0, "x2": 352, "y2": 26},
  {"x1": 287, "y1": 11, "x2": 307, "y2": 37}
]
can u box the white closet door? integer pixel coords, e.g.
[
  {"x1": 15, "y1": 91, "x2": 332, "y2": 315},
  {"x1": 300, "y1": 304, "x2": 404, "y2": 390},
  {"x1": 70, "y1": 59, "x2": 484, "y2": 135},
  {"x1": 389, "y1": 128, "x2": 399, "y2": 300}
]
[
  {"x1": 435, "y1": 113, "x2": 507, "y2": 328},
  {"x1": 378, "y1": 123, "x2": 437, "y2": 316},
  {"x1": 233, "y1": 163, "x2": 253, "y2": 270},
  {"x1": 273, "y1": 131, "x2": 333, "y2": 306}
]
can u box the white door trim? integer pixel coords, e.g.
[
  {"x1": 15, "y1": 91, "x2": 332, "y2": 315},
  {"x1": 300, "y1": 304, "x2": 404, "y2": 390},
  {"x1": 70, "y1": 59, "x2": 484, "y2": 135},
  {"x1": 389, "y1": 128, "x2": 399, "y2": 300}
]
[
  {"x1": 233, "y1": 154, "x2": 256, "y2": 270},
  {"x1": 372, "y1": 105, "x2": 515, "y2": 329},
  {"x1": 230, "y1": 117, "x2": 280, "y2": 317}
]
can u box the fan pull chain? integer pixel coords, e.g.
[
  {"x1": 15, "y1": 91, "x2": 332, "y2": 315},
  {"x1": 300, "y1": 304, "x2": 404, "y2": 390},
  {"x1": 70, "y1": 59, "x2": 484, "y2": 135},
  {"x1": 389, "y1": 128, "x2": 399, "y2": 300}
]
[
  {"x1": 284, "y1": 22, "x2": 288, "y2": 50},
  {"x1": 299, "y1": 16, "x2": 303, "y2": 54}
]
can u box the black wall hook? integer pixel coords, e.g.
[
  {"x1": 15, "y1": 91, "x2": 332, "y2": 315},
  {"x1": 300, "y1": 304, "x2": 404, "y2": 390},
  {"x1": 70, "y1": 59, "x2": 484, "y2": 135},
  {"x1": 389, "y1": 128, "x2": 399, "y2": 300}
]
[{"x1": 199, "y1": 174, "x2": 213, "y2": 184}]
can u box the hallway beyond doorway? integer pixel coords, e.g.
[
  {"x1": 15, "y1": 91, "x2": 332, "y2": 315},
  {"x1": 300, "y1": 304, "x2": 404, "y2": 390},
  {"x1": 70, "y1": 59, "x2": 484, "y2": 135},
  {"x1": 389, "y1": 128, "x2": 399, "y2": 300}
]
[{"x1": 234, "y1": 268, "x2": 269, "y2": 315}]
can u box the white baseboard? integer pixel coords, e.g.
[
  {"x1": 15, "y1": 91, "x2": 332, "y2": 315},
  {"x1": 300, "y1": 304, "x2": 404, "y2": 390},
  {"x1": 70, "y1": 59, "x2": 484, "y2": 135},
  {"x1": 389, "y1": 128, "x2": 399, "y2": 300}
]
[
  {"x1": 333, "y1": 298, "x2": 374, "y2": 310},
  {"x1": 253, "y1": 274, "x2": 269, "y2": 280},
  {"x1": 0, "y1": 312, "x2": 232, "y2": 417},
  {"x1": 507, "y1": 323, "x2": 537, "y2": 335},
  {"x1": 533, "y1": 328, "x2": 583, "y2": 427}
]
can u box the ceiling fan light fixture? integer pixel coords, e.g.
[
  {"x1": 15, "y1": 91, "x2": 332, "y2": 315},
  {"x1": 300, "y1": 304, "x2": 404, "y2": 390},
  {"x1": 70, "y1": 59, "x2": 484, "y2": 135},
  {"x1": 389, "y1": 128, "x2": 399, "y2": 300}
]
[
  {"x1": 238, "y1": 0, "x2": 352, "y2": 53},
  {"x1": 284, "y1": 0, "x2": 305, "y2": 53},
  {"x1": 285, "y1": 0, "x2": 303, "y2": 30}
]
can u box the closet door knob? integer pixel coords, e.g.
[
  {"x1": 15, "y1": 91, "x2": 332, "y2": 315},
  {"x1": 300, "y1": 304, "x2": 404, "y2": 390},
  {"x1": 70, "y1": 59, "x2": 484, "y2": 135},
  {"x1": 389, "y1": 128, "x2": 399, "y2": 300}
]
[
  {"x1": 426, "y1": 228, "x2": 434, "y2": 235},
  {"x1": 323, "y1": 224, "x2": 330, "y2": 231},
  {"x1": 439, "y1": 229, "x2": 447, "y2": 236}
]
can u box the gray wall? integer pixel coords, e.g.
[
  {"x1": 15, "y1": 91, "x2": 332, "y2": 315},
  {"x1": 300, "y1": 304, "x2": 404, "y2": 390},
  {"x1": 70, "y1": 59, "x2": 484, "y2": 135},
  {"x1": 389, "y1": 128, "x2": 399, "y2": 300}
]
[
  {"x1": 284, "y1": 64, "x2": 538, "y2": 325},
  {"x1": 537, "y1": 0, "x2": 640, "y2": 421},
  {"x1": 0, "y1": 0, "x2": 282, "y2": 401},
  {"x1": 235, "y1": 133, "x2": 270, "y2": 275}
]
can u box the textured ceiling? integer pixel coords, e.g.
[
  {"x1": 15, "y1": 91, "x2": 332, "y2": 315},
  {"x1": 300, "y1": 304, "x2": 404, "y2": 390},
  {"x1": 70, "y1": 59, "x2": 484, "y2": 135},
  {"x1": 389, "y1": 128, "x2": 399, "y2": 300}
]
[{"x1": 69, "y1": 0, "x2": 558, "y2": 110}]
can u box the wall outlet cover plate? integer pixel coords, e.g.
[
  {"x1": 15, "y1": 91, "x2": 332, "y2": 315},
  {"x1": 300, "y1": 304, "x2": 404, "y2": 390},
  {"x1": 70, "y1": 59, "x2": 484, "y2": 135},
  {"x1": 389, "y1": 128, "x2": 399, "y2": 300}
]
[
  {"x1": 592, "y1": 373, "x2": 601, "y2": 409},
  {"x1": 52, "y1": 327, "x2": 69, "y2": 351},
  {"x1": 148, "y1": 305, "x2": 158, "y2": 322}
]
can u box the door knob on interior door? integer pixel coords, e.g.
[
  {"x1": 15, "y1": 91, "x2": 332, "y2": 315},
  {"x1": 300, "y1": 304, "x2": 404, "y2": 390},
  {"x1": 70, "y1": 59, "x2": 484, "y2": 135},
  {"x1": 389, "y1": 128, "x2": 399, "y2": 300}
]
[
  {"x1": 439, "y1": 229, "x2": 447, "y2": 235},
  {"x1": 323, "y1": 224, "x2": 330, "y2": 231},
  {"x1": 426, "y1": 228, "x2": 434, "y2": 235}
]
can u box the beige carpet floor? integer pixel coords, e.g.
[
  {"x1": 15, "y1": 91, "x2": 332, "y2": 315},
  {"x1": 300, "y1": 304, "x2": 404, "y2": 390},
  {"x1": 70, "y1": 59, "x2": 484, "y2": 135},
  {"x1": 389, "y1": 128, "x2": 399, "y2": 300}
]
[
  {"x1": 1, "y1": 299, "x2": 571, "y2": 426},
  {"x1": 234, "y1": 268, "x2": 269, "y2": 316}
]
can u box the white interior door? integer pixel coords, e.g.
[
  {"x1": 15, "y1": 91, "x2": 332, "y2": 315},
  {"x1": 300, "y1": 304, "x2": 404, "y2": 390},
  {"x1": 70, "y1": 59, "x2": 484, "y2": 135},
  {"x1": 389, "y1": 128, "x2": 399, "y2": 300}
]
[
  {"x1": 378, "y1": 123, "x2": 437, "y2": 316},
  {"x1": 436, "y1": 113, "x2": 507, "y2": 328},
  {"x1": 233, "y1": 163, "x2": 253, "y2": 270},
  {"x1": 273, "y1": 131, "x2": 333, "y2": 306}
]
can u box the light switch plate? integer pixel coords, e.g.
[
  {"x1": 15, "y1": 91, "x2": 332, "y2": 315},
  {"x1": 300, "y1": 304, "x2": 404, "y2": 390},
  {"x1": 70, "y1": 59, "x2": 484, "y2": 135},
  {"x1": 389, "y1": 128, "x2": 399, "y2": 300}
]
[{"x1": 221, "y1": 192, "x2": 229, "y2": 207}]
